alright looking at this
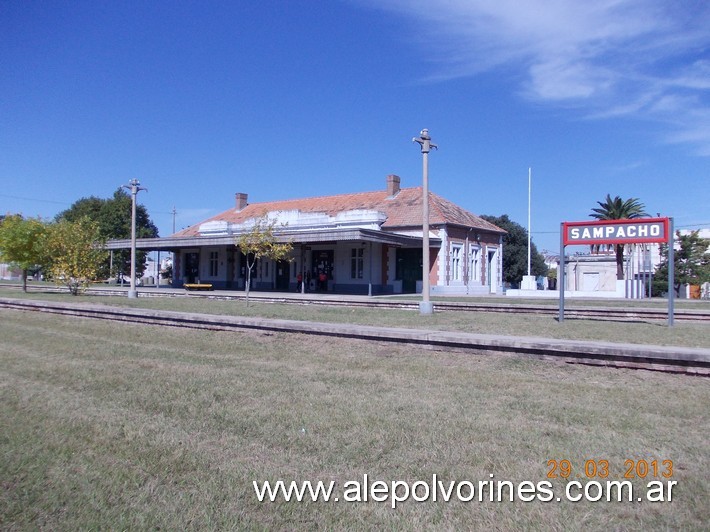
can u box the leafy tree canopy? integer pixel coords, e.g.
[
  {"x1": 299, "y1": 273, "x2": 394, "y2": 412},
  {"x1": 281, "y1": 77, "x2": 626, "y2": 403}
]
[
  {"x1": 56, "y1": 189, "x2": 159, "y2": 279},
  {"x1": 0, "y1": 214, "x2": 50, "y2": 291},
  {"x1": 480, "y1": 214, "x2": 547, "y2": 285},
  {"x1": 590, "y1": 194, "x2": 647, "y2": 221},
  {"x1": 235, "y1": 215, "x2": 293, "y2": 304},
  {"x1": 589, "y1": 194, "x2": 648, "y2": 280},
  {"x1": 44, "y1": 217, "x2": 108, "y2": 295},
  {"x1": 653, "y1": 230, "x2": 710, "y2": 297}
]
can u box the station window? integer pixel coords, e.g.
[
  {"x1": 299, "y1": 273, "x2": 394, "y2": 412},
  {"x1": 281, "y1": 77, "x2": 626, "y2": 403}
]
[
  {"x1": 351, "y1": 248, "x2": 364, "y2": 279},
  {"x1": 209, "y1": 251, "x2": 219, "y2": 277},
  {"x1": 470, "y1": 248, "x2": 480, "y2": 281},
  {"x1": 451, "y1": 245, "x2": 462, "y2": 281}
]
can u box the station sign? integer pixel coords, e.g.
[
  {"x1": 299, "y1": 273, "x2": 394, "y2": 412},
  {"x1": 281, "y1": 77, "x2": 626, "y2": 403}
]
[
  {"x1": 562, "y1": 217, "x2": 669, "y2": 246},
  {"x1": 558, "y1": 216, "x2": 674, "y2": 327}
]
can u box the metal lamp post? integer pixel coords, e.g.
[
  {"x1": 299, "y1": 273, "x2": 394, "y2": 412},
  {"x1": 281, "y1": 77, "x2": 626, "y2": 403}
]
[
  {"x1": 122, "y1": 178, "x2": 147, "y2": 298},
  {"x1": 413, "y1": 129, "x2": 437, "y2": 315}
]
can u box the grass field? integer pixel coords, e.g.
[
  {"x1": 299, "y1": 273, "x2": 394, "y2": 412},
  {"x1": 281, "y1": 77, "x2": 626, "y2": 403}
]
[
  {"x1": 1, "y1": 288, "x2": 709, "y2": 348},
  {"x1": 1, "y1": 309, "x2": 708, "y2": 530},
  {"x1": 388, "y1": 292, "x2": 710, "y2": 309}
]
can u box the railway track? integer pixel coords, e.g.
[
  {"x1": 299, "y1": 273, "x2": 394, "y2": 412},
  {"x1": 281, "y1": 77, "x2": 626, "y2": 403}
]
[
  {"x1": 2, "y1": 282, "x2": 708, "y2": 322},
  {"x1": 1, "y1": 295, "x2": 708, "y2": 376}
]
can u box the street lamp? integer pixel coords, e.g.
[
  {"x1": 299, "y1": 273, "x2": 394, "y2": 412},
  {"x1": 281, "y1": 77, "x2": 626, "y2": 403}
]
[
  {"x1": 122, "y1": 178, "x2": 147, "y2": 298},
  {"x1": 413, "y1": 129, "x2": 437, "y2": 315}
]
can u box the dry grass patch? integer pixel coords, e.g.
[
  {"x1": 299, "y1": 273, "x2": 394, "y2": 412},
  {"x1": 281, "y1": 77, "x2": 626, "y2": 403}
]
[{"x1": 1, "y1": 309, "x2": 708, "y2": 530}]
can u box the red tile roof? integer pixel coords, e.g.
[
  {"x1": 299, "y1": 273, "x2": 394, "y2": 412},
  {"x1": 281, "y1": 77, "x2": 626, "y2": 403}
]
[{"x1": 174, "y1": 186, "x2": 504, "y2": 237}]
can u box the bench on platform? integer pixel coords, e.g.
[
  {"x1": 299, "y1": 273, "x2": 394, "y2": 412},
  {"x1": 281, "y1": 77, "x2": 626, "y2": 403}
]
[{"x1": 184, "y1": 283, "x2": 213, "y2": 291}]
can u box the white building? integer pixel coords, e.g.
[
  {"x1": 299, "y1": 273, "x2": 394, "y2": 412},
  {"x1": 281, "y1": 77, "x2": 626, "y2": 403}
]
[{"x1": 108, "y1": 175, "x2": 507, "y2": 295}]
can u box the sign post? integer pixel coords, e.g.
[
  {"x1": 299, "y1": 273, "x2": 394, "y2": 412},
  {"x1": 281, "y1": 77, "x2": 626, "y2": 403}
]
[
  {"x1": 668, "y1": 218, "x2": 674, "y2": 327},
  {"x1": 559, "y1": 222, "x2": 565, "y2": 322},
  {"x1": 559, "y1": 217, "x2": 673, "y2": 326}
]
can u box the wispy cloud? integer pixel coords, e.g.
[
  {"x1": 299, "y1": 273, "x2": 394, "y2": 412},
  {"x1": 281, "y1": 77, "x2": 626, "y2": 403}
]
[
  {"x1": 361, "y1": 0, "x2": 710, "y2": 155},
  {"x1": 607, "y1": 160, "x2": 647, "y2": 174}
]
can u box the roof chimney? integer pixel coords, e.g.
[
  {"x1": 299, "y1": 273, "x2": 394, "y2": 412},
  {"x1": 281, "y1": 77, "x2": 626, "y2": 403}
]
[
  {"x1": 386, "y1": 174, "x2": 401, "y2": 197},
  {"x1": 235, "y1": 192, "x2": 248, "y2": 211}
]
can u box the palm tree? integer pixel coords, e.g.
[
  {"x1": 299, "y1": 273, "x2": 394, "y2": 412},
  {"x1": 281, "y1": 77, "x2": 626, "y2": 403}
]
[{"x1": 590, "y1": 194, "x2": 648, "y2": 280}]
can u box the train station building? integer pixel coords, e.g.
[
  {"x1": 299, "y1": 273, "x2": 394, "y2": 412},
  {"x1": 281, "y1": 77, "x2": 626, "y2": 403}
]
[{"x1": 108, "y1": 175, "x2": 505, "y2": 295}]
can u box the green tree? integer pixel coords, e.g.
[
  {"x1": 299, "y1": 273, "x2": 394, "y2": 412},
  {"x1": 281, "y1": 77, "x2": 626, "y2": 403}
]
[
  {"x1": 0, "y1": 215, "x2": 50, "y2": 292},
  {"x1": 44, "y1": 217, "x2": 108, "y2": 295},
  {"x1": 653, "y1": 230, "x2": 710, "y2": 297},
  {"x1": 590, "y1": 194, "x2": 648, "y2": 280},
  {"x1": 56, "y1": 189, "x2": 159, "y2": 279},
  {"x1": 235, "y1": 216, "x2": 293, "y2": 305},
  {"x1": 480, "y1": 214, "x2": 548, "y2": 286}
]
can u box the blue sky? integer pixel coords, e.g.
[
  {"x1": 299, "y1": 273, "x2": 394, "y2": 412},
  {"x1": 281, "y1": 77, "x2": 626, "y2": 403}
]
[{"x1": 1, "y1": 0, "x2": 708, "y2": 253}]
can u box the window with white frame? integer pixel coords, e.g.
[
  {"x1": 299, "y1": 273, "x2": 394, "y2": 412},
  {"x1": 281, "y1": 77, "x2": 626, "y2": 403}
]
[
  {"x1": 469, "y1": 247, "x2": 480, "y2": 281},
  {"x1": 209, "y1": 251, "x2": 219, "y2": 277},
  {"x1": 351, "y1": 248, "x2": 364, "y2": 279},
  {"x1": 451, "y1": 244, "x2": 462, "y2": 282}
]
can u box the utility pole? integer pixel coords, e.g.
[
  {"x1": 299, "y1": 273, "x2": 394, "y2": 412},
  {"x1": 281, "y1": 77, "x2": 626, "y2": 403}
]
[
  {"x1": 171, "y1": 206, "x2": 177, "y2": 289},
  {"x1": 122, "y1": 178, "x2": 147, "y2": 299},
  {"x1": 413, "y1": 129, "x2": 437, "y2": 315}
]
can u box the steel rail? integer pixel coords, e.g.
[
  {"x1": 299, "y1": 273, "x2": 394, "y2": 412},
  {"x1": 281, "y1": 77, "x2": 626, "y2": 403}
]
[
  {"x1": 1, "y1": 282, "x2": 709, "y2": 322},
  {"x1": 1, "y1": 297, "x2": 709, "y2": 376}
]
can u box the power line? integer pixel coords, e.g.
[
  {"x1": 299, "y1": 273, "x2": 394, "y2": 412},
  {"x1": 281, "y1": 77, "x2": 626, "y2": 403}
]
[
  {"x1": 676, "y1": 222, "x2": 710, "y2": 228},
  {"x1": 0, "y1": 193, "x2": 70, "y2": 205},
  {"x1": 0, "y1": 193, "x2": 178, "y2": 217}
]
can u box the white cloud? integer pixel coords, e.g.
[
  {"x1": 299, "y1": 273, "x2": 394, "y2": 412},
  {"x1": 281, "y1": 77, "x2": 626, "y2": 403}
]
[
  {"x1": 664, "y1": 107, "x2": 710, "y2": 157},
  {"x1": 666, "y1": 60, "x2": 710, "y2": 91},
  {"x1": 527, "y1": 60, "x2": 614, "y2": 100},
  {"x1": 360, "y1": 0, "x2": 710, "y2": 155},
  {"x1": 607, "y1": 160, "x2": 647, "y2": 174}
]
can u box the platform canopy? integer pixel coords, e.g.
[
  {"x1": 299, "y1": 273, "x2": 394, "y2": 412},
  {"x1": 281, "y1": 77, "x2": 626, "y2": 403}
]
[{"x1": 105, "y1": 227, "x2": 439, "y2": 251}]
